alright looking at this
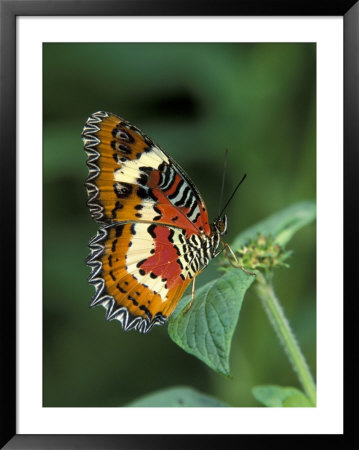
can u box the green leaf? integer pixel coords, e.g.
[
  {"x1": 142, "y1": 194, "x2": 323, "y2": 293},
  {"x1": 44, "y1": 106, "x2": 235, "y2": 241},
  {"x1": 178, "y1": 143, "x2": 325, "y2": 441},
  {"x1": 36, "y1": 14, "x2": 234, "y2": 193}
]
[
  {"x1": 168, "y1": 268, "x2": 255, "y2": 376},
  {"x1": 283, "y1": 393, "x2": 313, "y2": 407},
  {"x1": 126, "y1": 386, "x2": 229, "y2": 407},
  {"x1": 252, "y1": 385, "x2": 312, "y2": 407},
  {"x1": 232, "y1": 201, "x2": 316, "y2": 249}
]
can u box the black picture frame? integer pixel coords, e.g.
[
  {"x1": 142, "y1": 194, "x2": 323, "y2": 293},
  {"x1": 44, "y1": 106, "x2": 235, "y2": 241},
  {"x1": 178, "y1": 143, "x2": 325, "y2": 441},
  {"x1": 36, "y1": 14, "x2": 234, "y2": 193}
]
[{"x1": 1, "y1": 1, "x2": 355, "y2": 448}]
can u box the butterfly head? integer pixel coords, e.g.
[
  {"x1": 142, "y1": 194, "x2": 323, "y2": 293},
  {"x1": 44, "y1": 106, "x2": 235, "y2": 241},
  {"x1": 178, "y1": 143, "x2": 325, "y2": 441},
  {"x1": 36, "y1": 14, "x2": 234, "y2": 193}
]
[{"x1": 212, "y1": 214, "x2": 228, "y2": 236}]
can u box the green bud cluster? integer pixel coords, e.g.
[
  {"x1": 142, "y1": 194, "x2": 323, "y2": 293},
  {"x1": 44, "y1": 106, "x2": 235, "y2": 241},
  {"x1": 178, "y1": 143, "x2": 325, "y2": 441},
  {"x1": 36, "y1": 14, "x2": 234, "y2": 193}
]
[{"x1": 236, "y1": 234, "x2": 292, "y2": 272}]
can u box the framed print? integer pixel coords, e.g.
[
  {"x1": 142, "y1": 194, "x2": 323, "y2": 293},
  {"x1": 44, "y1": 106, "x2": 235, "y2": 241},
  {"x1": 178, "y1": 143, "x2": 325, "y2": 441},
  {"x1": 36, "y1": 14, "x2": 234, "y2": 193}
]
[{"x1": 1, "y1": 0, "x2": 356, "y2": 448}]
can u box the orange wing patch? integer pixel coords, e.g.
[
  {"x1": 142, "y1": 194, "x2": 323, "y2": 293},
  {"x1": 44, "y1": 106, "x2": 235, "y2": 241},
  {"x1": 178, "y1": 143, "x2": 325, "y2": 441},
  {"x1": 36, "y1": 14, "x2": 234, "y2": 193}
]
[{"x1": 83, "y1": 111, "x2": 168, "y2": 224}]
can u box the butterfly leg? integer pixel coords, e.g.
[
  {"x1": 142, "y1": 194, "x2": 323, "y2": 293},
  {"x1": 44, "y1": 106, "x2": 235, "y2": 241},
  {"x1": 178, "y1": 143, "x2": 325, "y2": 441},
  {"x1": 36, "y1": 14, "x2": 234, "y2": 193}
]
[
  {"x1": 222, "y1": 242, "x2": 256, "y2": 276},
  {"x1": 182, "y1": 261, "x2": 209, "y2": 315},
  {"x1": 183, "y1": 276, "x2": 197, "y2": 315}
]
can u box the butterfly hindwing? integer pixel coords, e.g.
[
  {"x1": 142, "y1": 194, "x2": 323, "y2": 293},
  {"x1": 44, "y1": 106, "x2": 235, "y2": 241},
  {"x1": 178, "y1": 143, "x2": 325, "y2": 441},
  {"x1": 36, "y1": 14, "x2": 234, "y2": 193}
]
[
  {"x1": 82, "y1": 111, "x2": 211, "y2": 236},
  {"x1": 86, "y1": 222, "x2": 194, "y2": 333}
]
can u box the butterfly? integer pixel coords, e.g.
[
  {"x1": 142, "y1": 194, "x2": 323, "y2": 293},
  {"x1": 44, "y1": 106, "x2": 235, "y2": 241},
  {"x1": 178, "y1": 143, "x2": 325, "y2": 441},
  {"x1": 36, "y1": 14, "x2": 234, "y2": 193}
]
[{"x1": 82, "y1": 111, "x2": 228, "y2": 333}]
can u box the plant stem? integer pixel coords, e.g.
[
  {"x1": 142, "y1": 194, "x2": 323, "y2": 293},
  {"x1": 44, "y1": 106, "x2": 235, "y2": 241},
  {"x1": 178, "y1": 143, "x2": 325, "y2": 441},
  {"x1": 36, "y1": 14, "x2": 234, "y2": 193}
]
[{"x1": 254, "y1": 272, "x2": 316, "y2": 406}]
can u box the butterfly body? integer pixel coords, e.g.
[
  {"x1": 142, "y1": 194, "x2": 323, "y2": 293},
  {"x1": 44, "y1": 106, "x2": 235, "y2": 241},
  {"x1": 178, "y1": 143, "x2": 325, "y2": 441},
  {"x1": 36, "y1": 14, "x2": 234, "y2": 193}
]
[{"x1": 83, "y1": 111, "x2": 227, "y2": 333}]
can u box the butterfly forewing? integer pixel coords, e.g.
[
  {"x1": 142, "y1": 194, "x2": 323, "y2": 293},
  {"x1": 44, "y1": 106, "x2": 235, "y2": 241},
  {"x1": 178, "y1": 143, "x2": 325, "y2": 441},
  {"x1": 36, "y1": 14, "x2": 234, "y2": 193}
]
[{"x1": 83, "y1": 111, "x2": 210, "y2": 236}]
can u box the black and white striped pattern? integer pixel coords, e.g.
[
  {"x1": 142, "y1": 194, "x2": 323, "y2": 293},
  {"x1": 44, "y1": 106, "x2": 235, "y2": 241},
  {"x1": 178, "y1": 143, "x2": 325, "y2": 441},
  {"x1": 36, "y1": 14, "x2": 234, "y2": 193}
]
[
  {"x1": 159, "y1": 164, "x2": 176, "y2": 191},
  {"x1": 158, "y1": 162, "x2": 202, "y2": 224},
  {"x1": 175, "y1": 219, "x2": 225, "y2": 280}
]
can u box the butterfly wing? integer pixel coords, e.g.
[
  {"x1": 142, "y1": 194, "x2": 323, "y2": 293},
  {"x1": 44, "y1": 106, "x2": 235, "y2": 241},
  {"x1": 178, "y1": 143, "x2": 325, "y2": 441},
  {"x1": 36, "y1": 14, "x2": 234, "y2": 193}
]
[
  {"x1": 83, "y1": 112, "x2": 215, "y2": 333},
  {"x1": 87, "y1": 222, "x2": 197, "y2": 333},
  {"x1": 82, "y1": 111, "x2": 211, "y2": 237}
]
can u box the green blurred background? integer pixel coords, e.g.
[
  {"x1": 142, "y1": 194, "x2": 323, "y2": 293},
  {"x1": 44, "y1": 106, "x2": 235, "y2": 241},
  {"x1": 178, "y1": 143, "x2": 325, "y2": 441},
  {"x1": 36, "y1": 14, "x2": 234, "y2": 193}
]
[{"x1": 43, "y1": 43, "x2": 316, "y2": 407}]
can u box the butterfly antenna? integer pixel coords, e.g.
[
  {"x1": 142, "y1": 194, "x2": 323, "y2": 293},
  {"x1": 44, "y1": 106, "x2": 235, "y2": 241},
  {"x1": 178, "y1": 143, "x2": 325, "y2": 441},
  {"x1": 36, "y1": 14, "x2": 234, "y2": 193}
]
[
  {"x1": 219, "y1": 173, "x2": 247, "y2": 218},
  {"x1": 218, "y1": 148, "x2": 229, "y2": 217}
]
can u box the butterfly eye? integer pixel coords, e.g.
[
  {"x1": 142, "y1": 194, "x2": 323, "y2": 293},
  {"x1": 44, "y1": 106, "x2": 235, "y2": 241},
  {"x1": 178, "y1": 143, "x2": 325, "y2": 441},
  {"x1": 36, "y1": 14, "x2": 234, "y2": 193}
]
[
  {"x1": 214, "y1": 215, "x2": 227, "y2": 235},
  {"x1": 219, "y1": 215, "x2": 228, "y2": 234}
]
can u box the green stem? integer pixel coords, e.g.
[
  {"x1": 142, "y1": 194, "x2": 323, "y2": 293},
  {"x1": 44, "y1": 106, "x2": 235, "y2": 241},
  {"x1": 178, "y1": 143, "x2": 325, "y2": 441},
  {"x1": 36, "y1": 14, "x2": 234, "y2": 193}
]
[{"x1": 254, "y1": 272, "x2": 316, "y2": 406}]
